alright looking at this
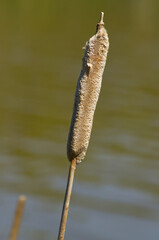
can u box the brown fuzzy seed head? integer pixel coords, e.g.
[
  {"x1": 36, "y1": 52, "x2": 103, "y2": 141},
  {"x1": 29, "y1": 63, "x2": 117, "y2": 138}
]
[{"x1": 67, "y1": 13, "x2": 109, "y2": 163}]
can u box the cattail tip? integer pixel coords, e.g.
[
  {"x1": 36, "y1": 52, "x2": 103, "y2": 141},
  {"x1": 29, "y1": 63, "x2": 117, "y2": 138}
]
[
  {"x1": 96, "y1": 12, "x2": 105, "y2": 32},
  {"x1": 99, "y1": 12, "x2": 104, "y2": 25}
]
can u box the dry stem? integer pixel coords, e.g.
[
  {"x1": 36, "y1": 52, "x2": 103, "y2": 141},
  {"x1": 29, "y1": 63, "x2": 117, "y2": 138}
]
[
  {"x1": 9, "y1": 195, "x2": 26, "y2": 240},
  {"x1": 57, "y1": 158, "x2": 77, "y2": 240}
]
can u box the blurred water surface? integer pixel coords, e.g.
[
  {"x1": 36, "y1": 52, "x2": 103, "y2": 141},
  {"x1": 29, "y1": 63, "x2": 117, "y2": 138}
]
[{"x1": 0, "y1": 1, "x2": 159, "y2": 240}]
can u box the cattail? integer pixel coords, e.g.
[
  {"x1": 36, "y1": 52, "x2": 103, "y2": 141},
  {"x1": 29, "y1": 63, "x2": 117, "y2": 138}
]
[
  {"x1": 67, "y1": 12, "x2": 109, "y2": 163},
  {"x1": 58, "y1": 12, "x2": 109, "y2": 240}
]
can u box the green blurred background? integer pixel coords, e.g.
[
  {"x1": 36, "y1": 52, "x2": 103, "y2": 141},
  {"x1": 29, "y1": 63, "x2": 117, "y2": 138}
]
[{"x1": 0, "y1": 0, "x2": 159, "y2": 239}]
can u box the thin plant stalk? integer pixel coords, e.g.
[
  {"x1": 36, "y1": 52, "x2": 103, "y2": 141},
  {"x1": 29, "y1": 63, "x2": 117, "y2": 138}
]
[
  {"x1": 58, "y1": 159, "x2": 76, "y2": 240},
  {"x1": 9, "y1": 195, "x2": 26, "y2": 240},
  {"x1": 57, "y1": 158, "x2": 77, "y2": 240}
]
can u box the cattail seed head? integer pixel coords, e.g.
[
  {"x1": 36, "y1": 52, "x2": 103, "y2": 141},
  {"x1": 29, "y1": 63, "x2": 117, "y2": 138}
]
[{"x1": 67, "y1": 12, "x2": 109, "y2": 163}]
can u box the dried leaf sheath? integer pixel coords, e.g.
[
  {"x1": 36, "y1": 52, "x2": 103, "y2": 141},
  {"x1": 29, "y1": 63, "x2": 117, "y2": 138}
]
[{"x1": 67, "y1": 13, "x2": 109, "y2": 163}]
